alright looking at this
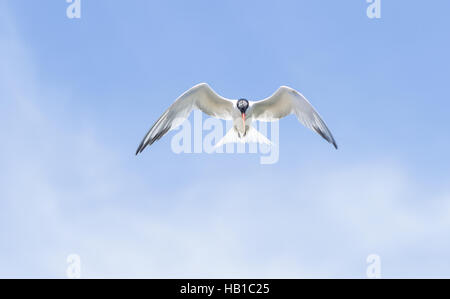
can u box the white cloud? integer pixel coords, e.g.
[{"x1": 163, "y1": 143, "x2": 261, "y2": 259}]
[{"x1": 1, "y1": 4, "x2": 450, "y2": 278}]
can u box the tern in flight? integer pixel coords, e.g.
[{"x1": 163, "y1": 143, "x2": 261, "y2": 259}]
[{"x1": 136, "y1": 83, "x2": 337, "y2": 155}]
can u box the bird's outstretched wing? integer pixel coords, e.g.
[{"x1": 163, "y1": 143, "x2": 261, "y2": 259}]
[
  {"x1": 247, "y1": 86, "x2": 337, "y2": 149},
  {"x1": 136, "y1": 83, "x2": 234, "y2": 154}
]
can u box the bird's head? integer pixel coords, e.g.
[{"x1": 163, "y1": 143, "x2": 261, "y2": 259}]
[
  {"x1": 237, "y1": 99, "x2": 249, "y2": 127},
  {"x1": 237, "y1": 99, "x2": 249, "y2": 114}
]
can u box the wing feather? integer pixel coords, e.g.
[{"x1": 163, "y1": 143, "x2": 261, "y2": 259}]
[
  {"x1": 136, "y1": 83, "x2": 234, "y2": 154},
  {"x1": 248, "y1": 86, "x2": 337, "y2": 149}
]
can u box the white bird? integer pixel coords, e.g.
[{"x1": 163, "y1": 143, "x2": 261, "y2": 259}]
[{"x1": 136, "y1": 83, "x2": 337, "y2": 155}]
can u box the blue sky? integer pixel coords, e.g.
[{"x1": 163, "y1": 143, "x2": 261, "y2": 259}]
[{"x1": 1, "y1": 0, "x2": 450, "y2": 278}]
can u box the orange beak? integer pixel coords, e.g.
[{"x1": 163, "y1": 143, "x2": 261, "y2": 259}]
[{"x1": 242, "y1": 113, "x2": 246, "y2": 128}]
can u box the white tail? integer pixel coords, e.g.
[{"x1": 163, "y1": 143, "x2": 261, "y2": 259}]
[{"x1": 214, "y1": 126, "x2": 272, "y2": 149}]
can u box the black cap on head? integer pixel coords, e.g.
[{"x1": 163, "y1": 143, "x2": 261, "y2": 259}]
[{"x1": 237, "y1": 98, "x2": 249, "y2": 114}]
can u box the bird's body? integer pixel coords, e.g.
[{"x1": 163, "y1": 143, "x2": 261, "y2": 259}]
[{"x1": 136, "y1": 83, "x2": 337, "y2": 155}]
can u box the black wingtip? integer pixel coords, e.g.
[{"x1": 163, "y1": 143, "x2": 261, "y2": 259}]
[
  {"x1": 312, "y1": 125, "x2": 338, "y2": 150},
  {"x1": 135, "y1": 141, "x2": 146, "y2": 156}
]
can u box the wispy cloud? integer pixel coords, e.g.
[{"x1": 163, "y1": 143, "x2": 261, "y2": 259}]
[{"x1": 1, "y1": 2, "x2": 450, "y2": 279}]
